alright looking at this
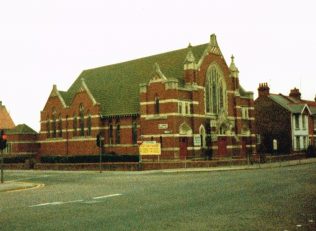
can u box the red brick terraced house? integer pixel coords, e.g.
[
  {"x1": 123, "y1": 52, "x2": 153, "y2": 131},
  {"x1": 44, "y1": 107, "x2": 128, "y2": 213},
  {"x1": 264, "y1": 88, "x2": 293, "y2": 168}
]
[
  {"x1": 6, "y1": 124, "x2": 39, "y2": 156},
  {"x1": 1, "y1": 101, "x2": 39, "y2": 156},
  {"x1": 0, "y1": 101, "x2": 15, "y2": 130},
  {"x1": 255, "y1": 83, "x2": 316, "y2": 154},
  {"x1": 39, "y1": 34, "x2": 256, "y2": 160}
]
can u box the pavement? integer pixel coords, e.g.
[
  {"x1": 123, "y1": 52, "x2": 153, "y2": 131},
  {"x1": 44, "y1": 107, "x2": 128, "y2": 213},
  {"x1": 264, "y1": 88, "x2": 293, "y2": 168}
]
[
  {"x1": 0, "y1": 181, "x2": 44, "y2": 193},
  {"x1": 1, "y1": 157, "x2": 315, "y2": 193},
  {"x1": 148, "y1": 157, "x2": 316, "y2": 173}
]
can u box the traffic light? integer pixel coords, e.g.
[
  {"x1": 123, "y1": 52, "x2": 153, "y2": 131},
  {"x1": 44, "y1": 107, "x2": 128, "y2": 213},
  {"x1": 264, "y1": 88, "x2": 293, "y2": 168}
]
[
  {"x1": 96, "y1": 133, "x2": 101, "y2": 147},
  {"x1": 0, "y1": 130, "x2": 7, "y2": 150}
]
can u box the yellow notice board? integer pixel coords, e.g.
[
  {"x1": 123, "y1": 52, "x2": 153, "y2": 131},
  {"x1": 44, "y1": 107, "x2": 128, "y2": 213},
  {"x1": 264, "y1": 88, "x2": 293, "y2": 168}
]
[{"x1": 139, "y1": 143, "x2": 161, "y2": 156}]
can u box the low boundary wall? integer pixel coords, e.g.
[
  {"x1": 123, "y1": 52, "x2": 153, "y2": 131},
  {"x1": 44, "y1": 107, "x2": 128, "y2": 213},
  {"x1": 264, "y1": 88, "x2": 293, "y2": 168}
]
[{"x1": 2, "y1": 153, "x2": 307, "y2": 171}]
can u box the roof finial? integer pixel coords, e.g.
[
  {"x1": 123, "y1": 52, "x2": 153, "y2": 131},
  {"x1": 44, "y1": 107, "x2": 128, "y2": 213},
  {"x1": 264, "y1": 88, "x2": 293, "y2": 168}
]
[
  {"x1": 184, "y1": 44, "x2": 196, "y2": 64},
  {"x1": 229, "y1": 54, "x2": 239, "y2": 77},
  {"x1": 206, "y1": 33, "x2": 223, "y2": 56},
  {"x1": 151, "y1": 62, "x2": 167, "y2": 81},
  {"x1": 210, "y1": 34, "x2": 218, "y2": 47},
  {"x1": 154, "y1": 62, "x2": 160, "y2": 73}
]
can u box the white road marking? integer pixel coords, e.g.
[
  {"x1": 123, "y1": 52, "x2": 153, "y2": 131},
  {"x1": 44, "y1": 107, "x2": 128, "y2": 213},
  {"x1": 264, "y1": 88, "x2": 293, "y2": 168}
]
[
  {"x1": 30, "y1": 194, "x2": 122, "y2": 208},
  {"x1": 82, "y1": 201, "x2": 100, "y2": 204},
  {"x1": 30, "y1": 200, "x2": 83, "y2": 207},
  {"x1": 93, "y1": 194, "x2": 122, "y2": 200}
]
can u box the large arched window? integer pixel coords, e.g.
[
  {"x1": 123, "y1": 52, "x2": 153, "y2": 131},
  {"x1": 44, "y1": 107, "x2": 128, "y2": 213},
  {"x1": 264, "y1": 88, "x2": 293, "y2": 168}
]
[
  {"x1": 219, "y1": 82, "x2": 224, "y2": 108},
  {"x1": 205, "y1": 65, "x2": 226, "y2": 114},
  {"x1": 79, "y1": 103, "x2": 85, "y2": 136}
]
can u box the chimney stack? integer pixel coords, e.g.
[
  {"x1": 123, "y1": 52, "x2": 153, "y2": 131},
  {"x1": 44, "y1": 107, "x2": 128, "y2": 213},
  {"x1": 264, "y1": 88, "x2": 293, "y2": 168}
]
[
  {"x1": 289, "y1": 88, "x2": 301, "y2": 99},
  {"x1": 258, "y1": 83, "x2": 270, "y2": 97}
]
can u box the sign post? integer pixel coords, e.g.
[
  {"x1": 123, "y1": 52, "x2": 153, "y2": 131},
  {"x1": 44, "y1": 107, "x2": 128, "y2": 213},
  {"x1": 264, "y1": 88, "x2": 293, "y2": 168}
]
[{"x1": 139, "y1": 142, "x2": 161, "y2": 162}]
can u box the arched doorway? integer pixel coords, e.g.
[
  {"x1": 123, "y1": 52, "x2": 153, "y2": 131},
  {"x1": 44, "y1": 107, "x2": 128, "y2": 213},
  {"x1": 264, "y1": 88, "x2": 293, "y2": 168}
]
[
  {"x1": 179, "y1": 122, "x2": 192, "y2": 159},
  {"x1": 218, "y1": 137, "x2": 227, "y2": 156}
]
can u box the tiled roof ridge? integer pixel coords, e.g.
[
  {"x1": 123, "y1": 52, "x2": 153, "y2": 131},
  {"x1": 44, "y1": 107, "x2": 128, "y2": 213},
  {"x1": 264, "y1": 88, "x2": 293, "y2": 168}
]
[
  {"x1": 277, "y1": 93, "x2": 316, "y2": 106},
  {"x1": 7, "y1": 123, "x2": 37, "y2": 135},
  {"x1": 60, "y1": 42, "x2": 209, "y2": 116},
  {"x1": 81, "y1": 43, "x2": 208, "y2": 73}
]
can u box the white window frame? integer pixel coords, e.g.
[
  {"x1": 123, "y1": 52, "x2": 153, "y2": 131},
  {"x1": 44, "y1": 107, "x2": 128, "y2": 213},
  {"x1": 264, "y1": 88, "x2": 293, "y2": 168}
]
[{"x1": 241, "y1": 107, "x2": 249, "y2": 119}]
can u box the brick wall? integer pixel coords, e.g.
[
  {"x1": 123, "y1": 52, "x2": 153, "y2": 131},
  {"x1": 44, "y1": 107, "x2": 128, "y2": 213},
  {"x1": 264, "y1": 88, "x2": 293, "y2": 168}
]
[{"x1": 255, "y1": 96, "x2": 292, "y2": 153}]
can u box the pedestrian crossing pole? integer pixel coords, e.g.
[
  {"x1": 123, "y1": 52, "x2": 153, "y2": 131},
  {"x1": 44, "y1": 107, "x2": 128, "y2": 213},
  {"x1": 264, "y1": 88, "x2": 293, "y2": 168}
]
[
  {"x1": 0, "y1": 130, "x2": 7, "y2": 184},
  {"x1": 99, "y1": 143, "x2": 102, "y2": 174}
]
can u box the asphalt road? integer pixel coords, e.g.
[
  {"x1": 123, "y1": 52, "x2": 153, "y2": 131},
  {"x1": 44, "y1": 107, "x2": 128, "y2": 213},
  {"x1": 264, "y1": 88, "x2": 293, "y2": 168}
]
[{"x1": 0, "y1": 163, "x2": 315, "y2": 231}]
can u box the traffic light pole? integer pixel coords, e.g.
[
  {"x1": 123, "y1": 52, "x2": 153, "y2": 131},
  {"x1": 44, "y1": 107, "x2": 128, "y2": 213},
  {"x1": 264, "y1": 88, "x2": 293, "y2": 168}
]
[
  {"x1": 99, "y1": 144, "x2": 102, "y2": 173},
  {"x1": 1, "y1": 149, "x2": 4, "y2": 183}
]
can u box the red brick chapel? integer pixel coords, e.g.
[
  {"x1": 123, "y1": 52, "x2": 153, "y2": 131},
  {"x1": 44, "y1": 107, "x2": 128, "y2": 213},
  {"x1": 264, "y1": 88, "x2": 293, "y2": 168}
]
[{"x1": 39, "y1": 34, "x2": 256, "y2": 160}]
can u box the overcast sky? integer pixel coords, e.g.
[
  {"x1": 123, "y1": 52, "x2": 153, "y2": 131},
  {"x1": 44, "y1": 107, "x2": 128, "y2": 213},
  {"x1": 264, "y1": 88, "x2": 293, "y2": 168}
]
[{"x1": 0, "y1": 0, "x2": 315, "y2": 131}]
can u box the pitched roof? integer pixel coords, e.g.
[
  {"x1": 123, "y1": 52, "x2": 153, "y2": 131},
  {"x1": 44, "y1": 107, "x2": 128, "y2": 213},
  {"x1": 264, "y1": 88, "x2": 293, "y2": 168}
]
[
  {"x1": 64, "y1": 44, "x2": 208, "y2": 116},
  {"x1": 0, "y1": 102, "x2": 15, "y2": 129},
  {"x1": 53, "y1": 36, "x2": 251, "y2": 117},
  {"x1": 269, "y1": 94, "x2": 316, "y2": 114},
  {"x1": 6, "y1": 124, "x2": 37, "y2": 135}
]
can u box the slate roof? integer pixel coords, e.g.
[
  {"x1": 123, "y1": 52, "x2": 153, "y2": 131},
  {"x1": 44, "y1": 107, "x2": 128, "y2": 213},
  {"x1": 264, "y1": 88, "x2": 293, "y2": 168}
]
[
  {"x1": 0, "y1": 102, "x2": 15, "y2": 129},
  {"x1": 269, "y1": 94, "x2": 316, "y2": 115},
  {"x1": 54, "y1": 39, "x2": 251, "y2": 117},
  {"x1": 6, "y1": 124, "x2": 37, "y2": 135},
  {"x1": 53, "y1": 44, "x2": 206, "y2": 117}
]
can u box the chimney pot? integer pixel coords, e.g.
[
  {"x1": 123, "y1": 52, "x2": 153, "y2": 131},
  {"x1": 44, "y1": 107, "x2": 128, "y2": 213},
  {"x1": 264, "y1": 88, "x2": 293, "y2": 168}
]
[{"x1": 289, "y1": 88, "x2": 301, "y2": 99}]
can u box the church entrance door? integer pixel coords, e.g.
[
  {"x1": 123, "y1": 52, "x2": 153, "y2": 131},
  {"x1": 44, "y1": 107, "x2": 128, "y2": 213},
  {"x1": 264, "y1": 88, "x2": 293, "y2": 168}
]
[
  {"x1": 179, "y1": 137, "x2": 188, "y2": 160},
  {"x1": 218, "y1": 137, "x2": 227, "y2": 156}
]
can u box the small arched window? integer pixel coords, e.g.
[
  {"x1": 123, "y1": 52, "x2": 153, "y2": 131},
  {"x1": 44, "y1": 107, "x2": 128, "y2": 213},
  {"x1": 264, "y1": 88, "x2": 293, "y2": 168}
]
[
  {"x1": 65, "y1": 115, "x2": 69, "y2": 131},
  {"x1": 79, "y1": 104, "x2": 85, "y2": 136},
  {"x1": 154, "y1": 95, "x2": 160, "y2": 114},
  {"x1": 132, "y1": 117, "x2": 137, "y2": 144},
  {"x1": 108, "y1": 119, "x2": 113, "y2": 145},
  {"x1": 73, "y1": 113, "x2": 77, "y2": 136},
  {"x1": 52, "y1": 108, "x2": 57, "y2": 138},
  {"x1": 58, "y1": 114, "x2": 62, "y2": 137},
  {"x1": 46, "y1": 116, "x2": 50, "y2": 138},
  {"x1": 115, "y1": 118, "x2": 120, "y2": 144},
  {"x1": 87, "y1": 112, "x2": 92, "y2": 136},
  {"x1": 199, "y1": 125, "x2": 206, "y2": 148}
]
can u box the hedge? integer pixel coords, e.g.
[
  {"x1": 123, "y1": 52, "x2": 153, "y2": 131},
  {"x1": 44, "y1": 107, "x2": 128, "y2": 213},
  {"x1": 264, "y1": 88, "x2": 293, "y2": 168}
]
[
  {"x1": 40, "y1": 154, "x2": 139, "y2": 163},
  {"x1": 3, "y1": 155, "x2": 36, "y2": 164}
]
